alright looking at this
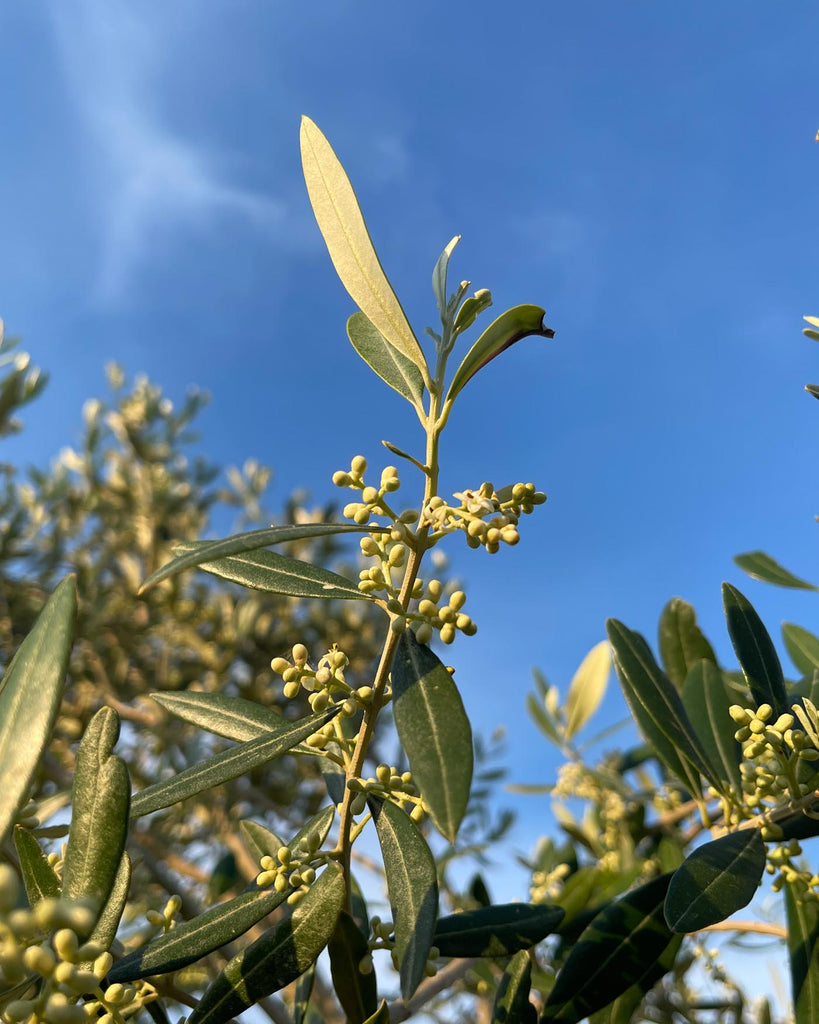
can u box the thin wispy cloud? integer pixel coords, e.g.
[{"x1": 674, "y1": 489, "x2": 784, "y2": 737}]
[{"x1": 48, "y1": 0, "x2": 285, "y2": 303}]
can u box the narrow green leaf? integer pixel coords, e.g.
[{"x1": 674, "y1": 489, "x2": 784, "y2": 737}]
[
  {"x1": 240, "y1": 820, "x2": 285, "y2": 862},
  {"x1": 300, "y1": 117, "x2": 428, "y2": 379},
  {"x1": 14, "y1": 826, "x2": 61, "y2": 905},
  {"x1": 606, "y1": 620, "x2": 719, "y2": 792},
  {"x1": 587, "y1": 934, "x2": 684, "y2": 1024},
  {"x1": 130, "y1": 708, "x2": 340, "y2": 818},
  {"x1": 806, "y1": 384, "x2": 819, "y2": 399},
  {"x1": 541, "y1": 873, "x2": 676, "y2": 1023},
  {"x1": 370, "y1": 797, "x2": 438, "y2": 1000},
  {"x1": 63, "y1": 707, "x2": 130, "y2": 933},
  {"x1": 328, "y1": 910, "x2": 378, "y2": 1024},
  {"x1": 658, "y1": 597, "x2": 719, "y2": 691},
  {"x1": 564, "y1": 641, "x2": 610, "y2": 740},
  {"x1": 85, "y1": 853, "x2": 131, "y2": 958},
  {"x1": 453, "y1": 289, "x2": 493, "y2": 336},
  {"x1": 722, "y1": 583, "x2": 788, "y2": 716},
  {"x1": 0, "y1": 576, "x2": 76, "y2": 846},
  {"x1": 786, "y1": 878, "x2": 819, "y2": 1024},
  {"x1": 188, "y1": 862, "x2": 344, "y2": 1024},
  {"x1": 292, "y1": 964, "x2": 316, "y2": 1024},
  {"x1": 140, "y1": 524, "x2": 387, "y2": 594},
  {"x1": 391, "y1": 630, "x2": 473, "y2": 842},
  {"x1": 783, "y1": 624, "x2": 819, "y2": 676},
  {"x1": 381, "y1": 439, "x2": 426, "y2": 472},
  {"x1": 432, "y1": 235, "x2": 460, "y2": 317},
  {"x1": 361, "y1": 1001, "x2": 390, "y2": 1024},
  {"x1": 152, "y1": 692, "x2": 289, "y2": 743},
  {"x1": 681, "y1": 661, "x2": 742, "y2": 796},
  {"x1": 664, "y1": 828, "x2": 765, "y2": 932},
  {"x1": 110, "y1": 808, "x2": 334, "y2": 982},
  {"x1": 734, "y1": 552, "x2": 818, "y2": 591},
  {"x1": 493, "y1": 950, "x2": 536, "y2": 1024},
  {"x1": 433, "y1": 903, "x2": 564, "y2": 958},
  {"x1": 347, "y1": 313, "x2": 425, "y2": 412},
  {"x1": 526, "y1": 693, "x2": 562, "y2": 746},
  {"x1": 172, "y1": 542, "x2": 370, "y2": 602},
  {"x1": 445, "y1": 305, "x2": 554, "y2": 403}
]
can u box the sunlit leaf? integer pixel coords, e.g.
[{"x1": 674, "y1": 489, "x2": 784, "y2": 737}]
[
  {"x1": 564, "y1": 641, "x2": 610, "y2": 740},
  {"x1": 541, "y1": 873, "x2": 677, "y2": 1023},
  {"x1": 328, "y1": 910, "x2": 378, "y2": 1024},
  {"x1": 391, "y1": 630, "x2": 473, "y2": 842},
  {"x1": 433, "y1": 902, "x2": 563, "y2": 957},
  {"x1": 240, "y1": 820, "x2": 285, "y2": 862},
  {"x1": 432, "y1": 235, "x2": 460, "y2": 318},
  {"x1": 493, "y1": 949, "x2": 535, "y2": 1024},
  {"x1": 347, "y1": 312, "x2": 425, "y2": 412},
  {"x1": 444, "y1": 299, "x2": 552, "y2": 403},
  {"x1": 681, "y1": 660, "x2": 742, "y2": 796},
  {"x1": 722, "y1": 583, "x2": 788, "y2": 716},
  {"x1": 0, "y1": 575, "x2": 76, "y2": 846},
  {"x1": 130, "y1": 708, "x2": 340, "y2": 818},
  {"x1": 370, "y1": 797, "x2": 438, "y2": 1000},
  {"x1": 62, "y1": 707, "x2": 130, "y2": 934},
  {"x1": 445, "y1": 305, "x2": 554, "y2": 403},
  {"x1": 453, "y1": 289, "x2": 493, "y2": 336},
  {"x1": 607, "y1": 620, "x2": 719, "y2": 792},
  {"x1": 300, "y1": 116, "x2": 428, "y2": 379},
  {"x1": 171, "y1": 541, "x2": 370, "y2": 602},
  {"x1": 664, "y1": 829, "x2": 765, "y2": 932},
  {"x1": 188, "y1": 862, "x2": 344, "y2": 1024},
  {"x1": 786, "y1": 878, "x2": 819, "y2": 1024},
  {"x1": 783, "y1": 624, "x2": 819, "y2": 676},
  {"x1": 151, "y1": 691, "x2": 289, "y2": 742},
  {"x1": 361, "y1": 1001, "x2": 390, "y2": 1024},
  {"x1": 734, "y1": 552, "x2": 818, "y2": 590},
  {"x1": 658, "y1": 597, "x2": 718, "y2": 691},
  {"x1": 140, "y1": 523, "x2": 387, "y2": 593},
  {"x1": 110, "y1": 808, "x2": 335, "y2": 982},
  {"x1": 85, "y1": 853, "x2": 131, "y2": 957},
  {"x1": 14, "y1": 826, "x2": 61, "y2": 905}
]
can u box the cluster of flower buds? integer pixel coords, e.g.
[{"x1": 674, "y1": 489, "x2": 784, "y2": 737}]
[
  {"x1": 334, "y1": 457, "x2": 402, "y2": 525},
  {"x1": 408, "y1": 583, "x2": 476, "y2": 646},
  {"x1": 766, "y1": 838, "x2": 819, "y2": 899},
  {"x1": 145, "y1": 895, "x2": 182, "y2": 934},
  {"x1": 271, "y1": 644, "x2": 371, "y2": 730},
  {"x1": 346, "y1": 765, "x2": 425, "y2": 824},
  {"x1": 255, "y1": 832, "x2": 323, "y2": 907},
  {"x1": 422, "y1": 482, "x2": 546, "y2": 554},
  {"x1": 362, "y1": 915, "x2": 439, "y2": 978},
  {"x1": 529, "y1": 862, "x2": 572, "y2": 904},
  {"x1": 0, "y1": 865, "x2": 153, "y2": 1024},
  {"x1": 729, "y1": 703, "x2": 819, "y2": 809}
]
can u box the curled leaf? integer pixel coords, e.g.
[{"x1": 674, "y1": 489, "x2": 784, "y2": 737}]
[{"x1": 445, "y1": 305, "x2": 554, "y2": 403}]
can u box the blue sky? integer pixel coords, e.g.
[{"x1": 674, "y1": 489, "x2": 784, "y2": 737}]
[{"x1": 3, "y1": 1, "x2": 819, "y2": 903}]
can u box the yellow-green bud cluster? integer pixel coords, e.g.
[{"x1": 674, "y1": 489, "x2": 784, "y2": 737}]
[
  {"x1": 530, "y1": 862, "x2": 571, "y2": 904},
  {"x1": 368, "y1": 915, "x2": 439, "y2": 978},
  {"x1": 144, "y1": 895, "x2": 182, "y2": 933},
  {"x1": 347, "y1": 766, "x2": 426, "y2": 823},
  {"x1": 765, "y1": 838, "x2": 819, "y2": 900},
  {"x1": 255, "y1": 832, "x2": 323, "y2": 907},
  {"x1": 356, "y1": 530, "x2": 414, "y2": 599},
  {"x1": 423, "y1": 482, "x2": 546, "y2": 554},
  {"x1": 0, "y1": 866, "x2": 155, "y2": 1024},
  {"x1": 409, "y1": 584, "x2": 475, "y2": 646},
  {"x1": 334, "y1": 457, "x2": 402, "y2": 525},
  {"x1": 729, "y1": 704, "x2": 817, "y2": 806},
  {"x1": 271, "y1": 644, "x2": 365, "y2": 728}
]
